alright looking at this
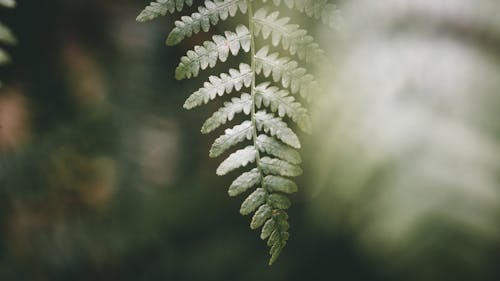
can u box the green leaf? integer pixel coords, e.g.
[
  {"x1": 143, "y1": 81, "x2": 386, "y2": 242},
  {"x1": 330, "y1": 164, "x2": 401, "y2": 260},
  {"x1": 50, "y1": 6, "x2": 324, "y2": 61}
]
[
  {"x1": 267, "y1": 230, "x2": 280, "y2": 247},
  {"x1": 228, "y1": 168, "x2": 260, "y2": 197},
  {"x1": 269, "y1": 236, "x2": 288, "y2": 266},
  {"x1": 228, "y1": 168, "x2": 261, "y2": 197},
  {"x1": 252, "y1": 8, "x2": 326, "y2": 64},
  {"x1": 175, "y1": 24, "x2": 251, "y2": 79},
  {"x1": 267, "y1": 194, "x2": 291, "y2": 210},
  {"x1": 209, "y1": 121, "x2": 253, "y2": 158},
  {"x1": 202, "y1": 93, "x2": 252, "y2": 134},
  {"x1": 260, "y1": 219, "x2": 276, "y2": 240},
  {"x1": 184, "y1": 63, "x2": 252, "y2": 109},
  {"x1": 263, "y1": 175, "x2": 298, "y2": 194},
  {"x1": 256, "y1": 135, "x2": 301, "y2": 165},
  {"x1": 240, "y1": 188, "x2": 267, "y2": 215},
  {"x1": 255, "y1": 82, "x2": 311, "y2": 132},
  {"x1": 269, "y1": 234, "x2": 287, "y2": 265},
  {"x1": 255, "y1": 46, "x2": 320, "y2": 100},
  {"x1": 251, "y1": 204, "x2": 272, "y2": 229},
  {"x1": 255, "y1": 111, "x2": 301, "y2": 149},
  {"x1": 260, "y1": 157, "x2": 302, "y2": 177},
  {"x1": 216, "y1": 146, "x2": 257, "y2": 175},
  {"x1": 166, "y1": 0, "x2": 248, "y2": 45},
  {"x1": 136, "y1": 0, "x2": 193, "y2": 22}
]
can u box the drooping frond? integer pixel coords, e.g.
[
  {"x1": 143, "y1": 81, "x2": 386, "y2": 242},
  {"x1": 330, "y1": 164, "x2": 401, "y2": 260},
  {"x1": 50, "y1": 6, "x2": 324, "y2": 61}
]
[
  {"x1": 166, "y1": 0, "x2": 248, "y2": 45},
  {"x1": 252, "y1": 8, "x2": 326, "y2": 64},
  {"x1": 184, "y1": 63, "x2": 252, "y2": 109},
  {"x1": 136, "y1": 0, "x2": 193, "y2": 22},
  {"x1": 175, "y1": 24, "x2": 251, "y2": 79},
  {"x1": 261, "y1": 0, "x2": 341, "y2": 28},
  {"x1": 137, "y1": 0, "x2": 336, "y2": 265},
  {"x1": 255, "y1": 46, "x2": 320, "y2": 99}
]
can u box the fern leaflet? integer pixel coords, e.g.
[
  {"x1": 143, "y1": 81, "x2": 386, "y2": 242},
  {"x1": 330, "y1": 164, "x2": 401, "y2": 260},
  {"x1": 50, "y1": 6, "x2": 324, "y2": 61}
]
[
  {"x1": 136, "y1": 0, "x2": 194, "y2": 22},
  {"x1": 261, "y1": 0, "x2": 341, "y2": 28}
]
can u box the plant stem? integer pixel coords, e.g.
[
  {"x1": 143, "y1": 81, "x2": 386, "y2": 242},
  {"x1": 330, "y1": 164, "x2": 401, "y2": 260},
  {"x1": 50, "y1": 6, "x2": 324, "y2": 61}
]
[{"x1": 247, "y1": 1, "x2": 264, "y2": 185}]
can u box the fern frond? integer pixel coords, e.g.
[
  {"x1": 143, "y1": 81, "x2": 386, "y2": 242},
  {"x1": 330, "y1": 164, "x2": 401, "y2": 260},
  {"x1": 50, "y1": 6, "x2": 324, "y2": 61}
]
[
  {"x1": 137, "y1": 0, "x2": 336, "y2": 265},
  {"x1": 255, "y1": 46, "x2": 319, "y2": 99},
  {"x1": 166, "y1": 0, "x2": 248, "y2": 45},
  {"x1": 175, "y1": 25, "x2": 251, "y2": 79},
  {"x1": 261, "y1": 0, "x2": 341, "y2": 28},
  {"x1": 253, "y1": 8, "x2": 326, "y2": 64},
  {"x1": 255, "y1": 82, "x2": 311, "y2": 132},
  {"x1": 136, "y1": 0, "x2": 193, "y2": 22},
  {"x1": 184, "y1": 63, "x2": 252, "y2": 109}
]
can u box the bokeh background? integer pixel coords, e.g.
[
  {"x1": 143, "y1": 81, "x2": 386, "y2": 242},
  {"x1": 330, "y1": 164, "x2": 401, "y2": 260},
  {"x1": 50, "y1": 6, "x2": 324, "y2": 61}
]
[{"x1": 1, "y1": 0, "x2": 499, "y2": 280}]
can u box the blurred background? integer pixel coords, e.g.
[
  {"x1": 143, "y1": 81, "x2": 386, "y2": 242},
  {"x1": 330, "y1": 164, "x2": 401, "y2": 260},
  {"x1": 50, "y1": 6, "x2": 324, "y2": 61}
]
[{"x1": 0, "y1": 0, "x2": 499, "y2": 280}]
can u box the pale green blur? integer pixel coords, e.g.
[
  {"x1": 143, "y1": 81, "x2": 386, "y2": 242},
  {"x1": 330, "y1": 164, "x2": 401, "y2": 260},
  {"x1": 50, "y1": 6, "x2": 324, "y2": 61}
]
[{"x1": 310, "y1": 1, "x2": 500, "y2": 280}]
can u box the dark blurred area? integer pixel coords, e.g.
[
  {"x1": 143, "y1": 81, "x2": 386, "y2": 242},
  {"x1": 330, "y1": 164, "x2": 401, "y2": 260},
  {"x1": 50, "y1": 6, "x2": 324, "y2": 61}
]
[
  {"x1": 0, "y1": 1, "x2": 376, "y2": 280},
  {"x1": 0, "y1": 0, "x2": 499, "y2": 280}
]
